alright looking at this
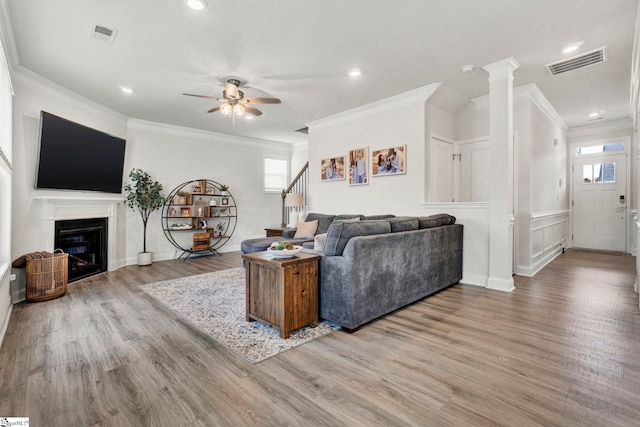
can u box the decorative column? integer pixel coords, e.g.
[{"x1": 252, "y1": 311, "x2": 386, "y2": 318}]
[{"x1": 483, "y1": 57, "x2": 519, "y2": 292}]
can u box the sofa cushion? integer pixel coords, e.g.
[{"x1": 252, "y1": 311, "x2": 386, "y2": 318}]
[
  {"x1": 294, "y1": 220, "x2": 318, "y2": 238},
  {"x1": 334, "y1": 214, "x2": 364, "y2": 221},
  {"x1": 305, "y1": 213, "x2": 336, "y2": 234},
  {"x1": 362, "y1": 214, "x2": 395, "y2": 220},
  {"x1": 324, "y1": 220, "x2": 391, "y2": 256},
  {"x1": 418, "y1": 213, "x2": 457, "y2": 229},
  {"x1": 387, "y1": 216, "x2": 419, "y2": 232}
]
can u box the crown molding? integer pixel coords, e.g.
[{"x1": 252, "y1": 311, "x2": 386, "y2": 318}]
[
  {"x1": 567, "y1": 118, "x2": 633, "y2": 138},
  {"x1": 0, "y1": 0, "x2": 19, "y2": 75},
  {"x1": 291, "y1": 140, "x2": 309, "y2": 152},
  {"x1": 127, "y1": 118, "x2": 291, "y2": 151},
  {"x1": 14, "y1": 67, "x2": 129, "y2": 127},
  {"x1": 308, "y1": 83, "x2": 441, "y2": 131},
  {"x1": 471, "y1": 83, "x2": 567, "y2": 131}
]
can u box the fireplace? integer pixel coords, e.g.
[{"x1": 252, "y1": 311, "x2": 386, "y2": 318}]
[{"x1": 54, "y1": 218, "x2": 108, "y2": 282}]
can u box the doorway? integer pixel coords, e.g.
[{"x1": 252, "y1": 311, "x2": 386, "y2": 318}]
[{"x1": 572, "y1": 151, "x2": 627, "y2": 252}]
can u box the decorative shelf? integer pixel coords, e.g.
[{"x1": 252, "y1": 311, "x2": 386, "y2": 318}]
[{"x1": 161, "y1": 179, "x2": 237, "y2": 259}]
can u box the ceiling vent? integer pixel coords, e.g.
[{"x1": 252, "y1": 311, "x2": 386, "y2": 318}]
[
  {"x1": 89, "y1": 22, "x2": 117, "y2": 44},
  {"x1": 545, "y1": 47, "x2": 607, "y2": 76}
]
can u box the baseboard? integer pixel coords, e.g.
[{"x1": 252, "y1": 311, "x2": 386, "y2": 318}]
[
  {"x1": 459, "y1": 273, "x2": 487, "y2": 287},
  {"x1": 486, "y1": 276, "x2": 515, "y2": 292},
  {"x1": 0, "y1": 302, "x2": 12, "y2": 351},
  {"x1": 516, "y1": 247, "x2": 563, "y2": 277}
]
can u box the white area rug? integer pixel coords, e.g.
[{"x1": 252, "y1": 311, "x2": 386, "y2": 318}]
[{"x1": 141, "y1": 267, "x2": 340, "y2": 363}]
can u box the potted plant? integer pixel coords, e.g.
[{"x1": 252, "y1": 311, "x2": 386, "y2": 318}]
[
  {"x1": 219, "y1": 184, "x2": 229, "y2": 195},
  {"x1": 124, "y1": 168, "x2": 166, "y2": 266}
]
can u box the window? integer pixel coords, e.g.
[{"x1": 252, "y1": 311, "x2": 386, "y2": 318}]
[
  {"x1": 575, "y1": 142, "x2": 624, "y2": 156},
  {"x1": 264, "y1": 157, "x2": 288, "y2": 192},
  {"x1": 583, "y1": 162, "x2": 615, "y2": 183}
]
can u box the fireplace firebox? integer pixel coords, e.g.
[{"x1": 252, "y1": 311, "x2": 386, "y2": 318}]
[{"x1": 54, "y1": 218, "x2": 108, "y2": 282}]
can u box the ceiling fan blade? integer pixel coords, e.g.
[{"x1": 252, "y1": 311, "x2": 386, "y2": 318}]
[
  {"x1": 243, "y1": 106, "x2": 263, "y2": 116},
  {"x1": 207, "y1": 105, "x2": 222, "y2": 113},
  {"x1": 244, "y1": 97, "x2": 281, "y2": 105},
  {"x1": 183, "y1": 93, "x2": 220, "y2": 100}
]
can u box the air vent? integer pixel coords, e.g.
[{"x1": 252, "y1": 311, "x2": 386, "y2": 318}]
[
  {"x1": 89, "y1": 22, "x2": 117, "y2": 44},
  {"x1": 545, "y1": 47, "x2": 607, "y2": 76}
]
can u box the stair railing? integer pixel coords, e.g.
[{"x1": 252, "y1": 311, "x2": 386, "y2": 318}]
[{"x1": 281, "y1": 161, "x2": 309, "y2": 227}]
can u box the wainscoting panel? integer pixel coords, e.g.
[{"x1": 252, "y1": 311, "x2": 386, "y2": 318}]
[{"x1": 517, "y1": 210, "x2": 569, "y2": 277}]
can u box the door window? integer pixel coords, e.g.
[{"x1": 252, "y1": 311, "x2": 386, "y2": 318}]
[{"x1": 582, "y1": 162, "x2": 615, "y2": 184}]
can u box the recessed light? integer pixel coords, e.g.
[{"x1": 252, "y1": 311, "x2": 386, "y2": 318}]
[
  {"x1": 120, "y1": 87, "x2": 134, "y2": 94},
  {"x1": 563, "y1": 41, "x2": 584, "y2": 54},
  {"x1": 348, "y1": 68, "x2": 361, "y2": 78},
  {"x1": 187, "y1": 0, "x2": 207, "y2": 10},
  {"x1": 245, "y1": 116, "x2": 254, "y2": 121},
  {"x1": 589, "y1": 112, "x2": 599, "y2": 117},
  {"x1": 461, "y1": 64, "x2": 474, "y2": 73}
]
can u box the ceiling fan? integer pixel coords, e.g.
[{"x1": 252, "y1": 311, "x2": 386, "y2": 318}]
[{"x1": 182, "y1": 79, "x2": 281, "y2": 119}]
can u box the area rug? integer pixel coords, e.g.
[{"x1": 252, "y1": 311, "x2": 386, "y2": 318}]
[{"x1": 141, "y1": 268, "x2": 340, "y2": 363}]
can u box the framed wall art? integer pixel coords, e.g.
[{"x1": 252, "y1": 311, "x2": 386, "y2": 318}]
[
  {"x1": 372, "y1": 145, "x2": 407, "y2": 176},
  {"x1": 348, "y1": 147, "x2": 369, "y2": 186},
  {"x1": 321, "y1": 156, "x2": 346, "y2": 181},
  {"x1": 221, "y1": 197, "x2": 229, "y2": 206}
]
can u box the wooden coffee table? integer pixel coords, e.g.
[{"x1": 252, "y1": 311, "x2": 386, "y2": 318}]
[{"x1": 242, "y1": 251, "x2": 320, "y2": 338}]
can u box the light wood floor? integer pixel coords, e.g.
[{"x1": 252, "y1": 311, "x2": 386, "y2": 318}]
[{"x1": 1, "y1": 249, "x2": 639, "y2": 426}]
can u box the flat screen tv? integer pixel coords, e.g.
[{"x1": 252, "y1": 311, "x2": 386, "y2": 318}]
[{"x1": 36, "y1": 111, "x2": 126, "y2": 194}]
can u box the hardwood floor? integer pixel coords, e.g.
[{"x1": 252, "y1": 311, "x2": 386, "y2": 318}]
[{"x1": 1, "y1": 249, "x2": 639, "y2": 426}]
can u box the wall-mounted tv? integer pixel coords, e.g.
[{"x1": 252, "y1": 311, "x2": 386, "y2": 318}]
[{"x1": 36, "y1": 111, "x2": 126, "y2": 194}]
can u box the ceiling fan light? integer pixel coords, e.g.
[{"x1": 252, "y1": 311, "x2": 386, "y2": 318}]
[
  {"x1": 233, "y1": 104, "x2": 245, "y2": 117},
  {"x1": 220, "y1": 103, "x2": 232, "y2": 117}
]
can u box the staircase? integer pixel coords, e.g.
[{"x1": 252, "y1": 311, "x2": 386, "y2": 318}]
[{"x1": 281, "y1": 161, "x2": 309, "y2": 227}]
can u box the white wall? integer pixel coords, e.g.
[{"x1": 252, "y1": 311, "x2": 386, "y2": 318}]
[
  {"x1": 309, "y1": 102, "x2": 427, "y2": 215},
  {"x1": 11, "y1": 70, "x2": 129, "y2": 262},
  {"x1": 125, "y1": 120, "x2": 289, "y2": 262}
]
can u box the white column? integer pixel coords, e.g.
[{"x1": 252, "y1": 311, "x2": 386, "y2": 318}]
[{"x1": 483, "y1": 58, "x2": 519, "y2": 292}]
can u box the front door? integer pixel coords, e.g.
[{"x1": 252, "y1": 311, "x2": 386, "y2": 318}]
[{"x1": 572, "y1": 153, "x2": 627, "y2": 251}]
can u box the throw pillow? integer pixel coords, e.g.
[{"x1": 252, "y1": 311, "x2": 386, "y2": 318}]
[
  {"x1": 294, "y1": 220, "x2": 319, "y2": 238},
  {"x1": 304, "y1": 213, "x2": 336, "y2": 234},
  {"x1": 314, "y1": 233, "x2": 328, "y2": 251}
]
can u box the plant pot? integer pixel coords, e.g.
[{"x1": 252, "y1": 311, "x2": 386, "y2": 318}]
[
  {"x1": 138, "y1": 252, "x2": 153, "y2": 266},
  {"x1": 178, "y1": 196, "x2": 186, "y2": 205}
]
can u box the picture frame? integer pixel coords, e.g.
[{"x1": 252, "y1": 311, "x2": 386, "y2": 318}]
[
  {"x1": 191, "y1": 184, "x2": 202, "y2": 193},
  {"x1": 372, "y1": 145, "x2": 407, "y2": 176},
  {"x1": 348, "y1": 147, "x2": 369, "y2": 186},
  {"x1": 221, "y1": 197, "x2": 229, "y2": 206},
  {"x1": 321, "y1": 156, "x2": 346, "y2": 181},
  {"x1": 180, "y1": 207, "x2": 192, "y2": 217}
]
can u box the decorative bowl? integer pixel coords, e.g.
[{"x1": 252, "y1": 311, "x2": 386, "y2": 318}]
[{"x1": 267, "y1": 245, "x2": 303, "y2": 258}]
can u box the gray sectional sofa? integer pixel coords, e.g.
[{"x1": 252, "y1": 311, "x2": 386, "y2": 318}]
[
  {"x1": 315, "y1": 215, "x2": 462, "y2": 330},
  {"x1": 241, "y1": 213, "x2": 463, "y2": 330}
]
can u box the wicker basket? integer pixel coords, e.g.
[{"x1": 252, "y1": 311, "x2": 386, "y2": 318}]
[{"x1": 25, "y1": 250, "x2": 69, "y2": 302}]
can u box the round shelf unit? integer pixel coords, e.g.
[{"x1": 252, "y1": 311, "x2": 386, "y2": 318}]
[{"x1": 161, "y1": 179, "x2": 237, "y2": 259}]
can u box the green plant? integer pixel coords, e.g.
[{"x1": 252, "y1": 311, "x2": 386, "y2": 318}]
[
  {"x1": 176, "y1": 190, "x2": 190, "y2": 197},
  {"x1": 124, "y1": 168, "x2": 166, "y2": 253},
  {"x1": 219, "y1": 184, "x2": 229, "y2": 192}
]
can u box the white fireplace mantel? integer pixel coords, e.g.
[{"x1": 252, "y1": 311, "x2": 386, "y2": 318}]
[{"x1": 36, "y1": 195, "x2": 123, "y2": 272}]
